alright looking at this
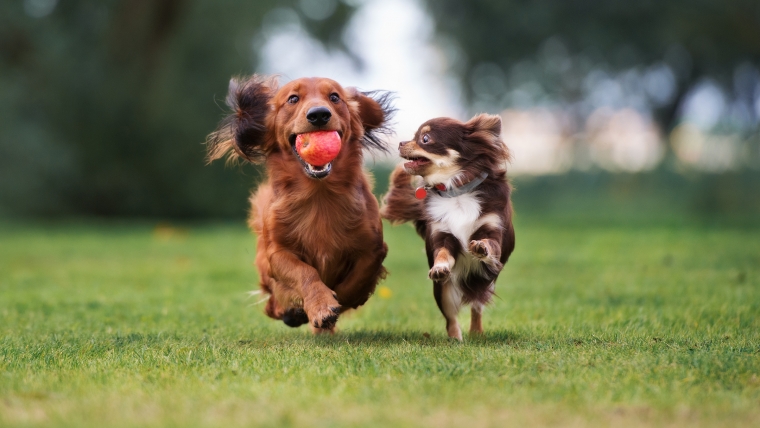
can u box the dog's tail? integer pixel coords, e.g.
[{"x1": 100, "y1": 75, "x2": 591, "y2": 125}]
[{"x1": 380, "y1": 164, "x2": 424, "y2": 225}]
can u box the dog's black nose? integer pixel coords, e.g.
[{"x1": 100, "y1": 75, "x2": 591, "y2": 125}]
[{"x1": 306, "y1": 106, "x2": 332, "y2": 127}]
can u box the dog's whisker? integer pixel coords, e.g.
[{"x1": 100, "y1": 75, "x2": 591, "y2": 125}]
[
  {"x1": 245, "y1": 289, "x2": 262, "y2": 299},
  {"x1": 247, "y1": 296, "x2": 269, "y2": 307}
]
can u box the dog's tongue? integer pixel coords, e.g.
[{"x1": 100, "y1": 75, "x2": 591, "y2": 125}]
[{"x1": 295, "y1": 131, "x2": 341, "y2": 166}]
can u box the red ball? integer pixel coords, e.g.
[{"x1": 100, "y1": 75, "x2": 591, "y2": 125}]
[{"x1": 295, "y1": 131, "x2": 342, "y2": 166}]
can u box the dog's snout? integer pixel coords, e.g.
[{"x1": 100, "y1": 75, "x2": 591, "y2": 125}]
[
  {"x1": 398, "y1": 141, "x2": 409, "y2": 149},
  {"x1": 306, "y1": 106, "x2": 332, "y2": 127}
]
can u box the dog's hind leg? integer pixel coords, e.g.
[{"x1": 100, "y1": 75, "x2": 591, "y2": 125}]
[
  {"x1": 470, "y1": 281, "x2": 495, "y2": 335},
  {"x1": 434, "y1": 280, "x2": 464, "y2": 341},
  {"x1": 470, "y1": 303, "x2": 484, "y2": 335},
  {"x1": 470, "y1": 280, "x2": 496, "y2": 335},
  {"x1": 332, "y1": 241, "x2": 388, "y2": 310}
]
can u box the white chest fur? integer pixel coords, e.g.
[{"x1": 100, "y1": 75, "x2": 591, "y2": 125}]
[
  {"x1": 426, "y1": 192, "x2": 482, "y2": 247},
  {"x1": 426, "y1": 192, "x2": 487, "y2": 284},
  {"x1": 427, "y1": 189, "x2": 508, "y2": 288}
]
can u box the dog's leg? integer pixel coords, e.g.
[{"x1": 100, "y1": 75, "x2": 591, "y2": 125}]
[
  {"x1": 282, "y1": 307, "x2": 309, "y2": 327},
  {"x1": 264, "y1": 293, "x2": 284, "y2": 320},
  {"x1": 470, "y1": 282, "x2": 495, "y2": 335},
  {"x1": 268, "y1": 249, "x2": 341, "y2": 331},
  {"x1": 257, "y1": 270, "x2": 309, "y2": 327},
  {"x1": 428, "y1": 232, "x2": 463, "y2": 340},
  {"x1": 470, "y1": 303, "x2": 484, "y2": 335},
  {"x1": 468, "y1": 220, "x2": 504, "y2": 275},
  {"x1": 428, "y1": 232, "x2": 459, "y2": 281},
  {"x1": 332, "y1": 241, "x2": 388, "y2": 309},
  {"x1": 428, "y1": 247, "x2": 455, "y2": 281},
  {"x1": 434, "y1": 279, "x2": 463, "y2": 341}
]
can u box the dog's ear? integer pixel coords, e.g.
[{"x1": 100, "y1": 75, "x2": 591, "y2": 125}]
[
  {"x1": 206, "y1": 75, "x2": 278, "y2": 164},
  {"x1": 347, "y1": 88, "x2": 396, "y2": 153},
  {"x1": 465, "y1": 113, "x2": 510, "y2": 163},
  {"x1": 353, "y1": 91, "x2": 385, "y2": 130},
  {"x1": 466, "y1": 114, "x2": 502, "y2": 140}
]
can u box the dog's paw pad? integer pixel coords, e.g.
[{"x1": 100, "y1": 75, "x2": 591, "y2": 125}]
[
  {"x1": 429, "y1": 265, "x2": 451, "y2": 281},
  {"x1": 469, "y1": 240, "x2": 489, "y2": 258},
  {"x1": 322, "y1": 313, "x2": 339, "y2": 329},
  {"x1": 313, "y1": 312, "x2": 339, "y2": 330},
  {"x1": 310, "y1": 305, "x2": 341, "y2": 329}
]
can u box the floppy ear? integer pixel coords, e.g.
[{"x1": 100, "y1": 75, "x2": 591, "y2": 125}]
[
  {"x1": 206, "y1": 75, "x2": 278, "y2": 164},
  {"x1": 347, "y1": 88, "x2": 396, "y2": 153}
]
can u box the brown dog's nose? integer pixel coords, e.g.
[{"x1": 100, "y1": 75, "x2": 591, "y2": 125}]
[
  {"x1": 306, "y1": 106, "x2": 332, "y2": 127},
  {"x1": 398, "y1": 141, "x2": 409, "y2": 149}
]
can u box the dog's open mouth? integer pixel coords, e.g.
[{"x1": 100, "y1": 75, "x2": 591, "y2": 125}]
[
  {"x1": 402, "y1": 155, "x2": 432, "y2": 170},
  {"x1": 289, "y1": 133, "x2": 341, "y2": 179}
]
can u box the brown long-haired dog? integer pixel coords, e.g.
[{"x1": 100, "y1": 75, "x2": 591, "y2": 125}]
[
  {"x1": 207, "y1": 75, "x2": 394, "y2": 333},
  {"x1": 381, "y1": 114, "x2": 515, "y2": 340}
]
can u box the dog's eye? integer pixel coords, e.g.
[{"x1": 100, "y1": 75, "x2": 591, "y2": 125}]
[
  {"x1": 422, "y1": 134, "x2": 430, "y2": 144},
  {"x1": 287, "y1": 95, "x2": 299, "y2": 104},
  {"x1": 329, "y1": 93, "x2": 340, "y2": 103}
]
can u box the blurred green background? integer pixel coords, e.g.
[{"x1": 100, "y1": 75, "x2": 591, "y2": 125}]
[
  {"x1": 1, "y1": 0, "x2": 759, "y2": 223},
  {"x1": 2, "y1": 3, "x2": 759, "y2": 426}
]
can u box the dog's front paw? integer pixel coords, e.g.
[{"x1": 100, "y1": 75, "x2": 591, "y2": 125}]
[
  {"x1": 311, "y1": 306, "x2": 341, "y2": 330},
  {"x1": 282, "y1": 308, "x2": 308, "y2": 327},
  {"x1": 469, "y1": 239, "x2": 503, "y2": 274},
  {"x1": 469, "y1": 240, "x2": 490, "y2": 259},
  {"x1": 429, "y1": 264, "x2": 451, "y2": 281},
  {"x1": 307, "y1": 292, "x2": 341, "y2": 331}
]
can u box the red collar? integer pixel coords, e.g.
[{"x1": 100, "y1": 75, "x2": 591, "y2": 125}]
[
  {"x1": 414, "y1": 172, "x2": 489, "y2": 200},
  {"x1": 415, "y1": 184, "x2": 446, "y2": 199}
]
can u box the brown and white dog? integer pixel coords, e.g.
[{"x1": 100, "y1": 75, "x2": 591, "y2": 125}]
[
  {"x1": 381, "y1": 114, "x2": 515, "y2": 340},
  {"x1": 207, "y1": 75, "x2": 394, "y2": 333}
]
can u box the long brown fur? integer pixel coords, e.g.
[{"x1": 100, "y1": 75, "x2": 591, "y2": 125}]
[
  {"x1": 208, "y1": 75, "x2": 394, "y2": 333},
  {"x1": 381, "y1": 114, "x2": 515, "y2": 340}
]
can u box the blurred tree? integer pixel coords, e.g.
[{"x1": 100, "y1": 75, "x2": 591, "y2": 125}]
[
  {"x1": 421, "y1": 0, "x2": 760, "y2": 134},
  {"x1": 0, "y1": 0, "x2": 356, "y2": 218},
  {"x1": 3, "y1": 0, "x2": 758, "y2": 218}
]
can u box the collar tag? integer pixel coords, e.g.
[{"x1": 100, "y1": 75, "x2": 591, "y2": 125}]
[{"x1": 414, "y1": 187, "x2": 427, "y2": 200}]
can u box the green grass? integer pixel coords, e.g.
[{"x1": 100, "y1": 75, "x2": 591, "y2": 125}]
[{"x1": 1, "y1": 218, "x2": 759, "y2": 427}]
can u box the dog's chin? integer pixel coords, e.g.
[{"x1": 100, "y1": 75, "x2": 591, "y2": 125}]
[{"x1": 289, "y1": 134, "x2": 336, "y2": 180}]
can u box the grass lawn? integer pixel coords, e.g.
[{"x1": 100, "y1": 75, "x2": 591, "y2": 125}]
[{"x1": 1, "y1": 218, "x2": 758, "y2": 427}]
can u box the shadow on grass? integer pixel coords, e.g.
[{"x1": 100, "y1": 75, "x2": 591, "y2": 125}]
[
  {"x1": 39, "y1": 328, "x2": 726, "y2": 354},
  {"x1": 235, "y1": 329, "x2": 524, "y2": 348},
  {"x1": 234, "y1": 329, "x2": 718, "y2": 351}
]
